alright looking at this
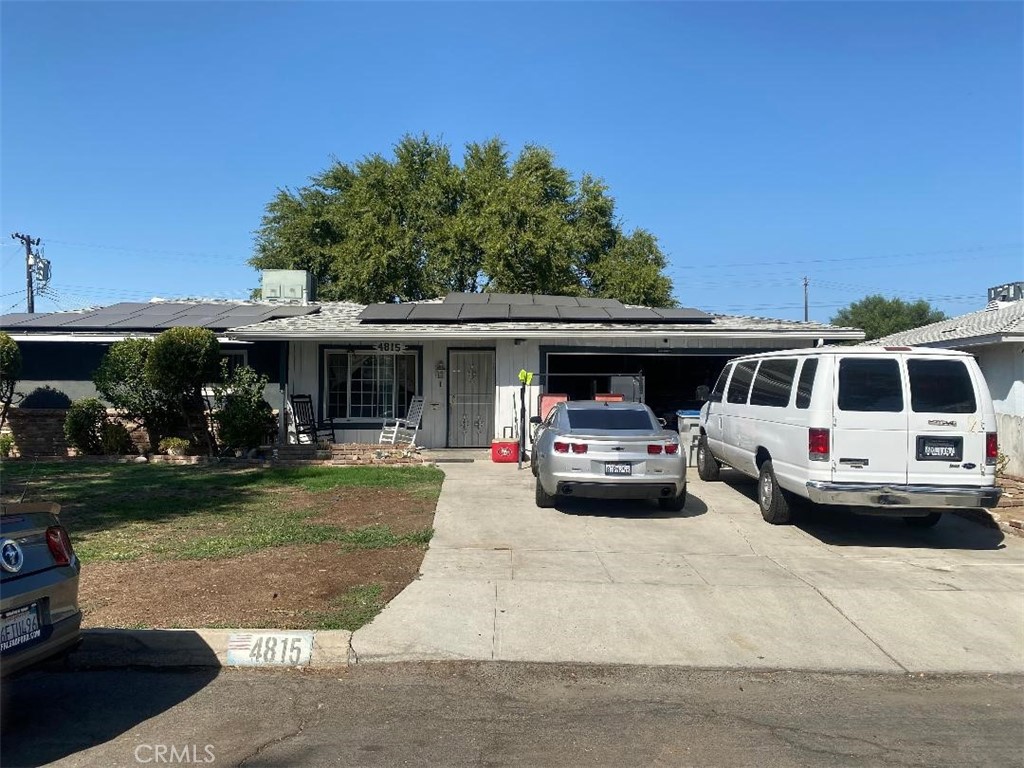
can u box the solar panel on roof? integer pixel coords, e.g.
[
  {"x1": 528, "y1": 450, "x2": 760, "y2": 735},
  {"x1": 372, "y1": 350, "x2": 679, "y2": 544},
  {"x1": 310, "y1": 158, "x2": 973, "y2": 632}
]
[
  {"x1": 532, "y1": 295, "x2": 581, "y2": 306},
  {"x1": 407, "y1": 304, "x2": 462, "y2": 322},
  {"x1": 556, "y1": 306, "x2": 612, "y2": 321},
  {"x1": 608, "y1": 307, "x2": 660, "y2": 321},
  {"x1": 0, "y1": 313, "x2": 42, "y2": 327},
  {"x1": 483, "y1": 293, "x2": 519, "y2": 305},
  {"x1": 508, "y1": 305, "x2": 560, "y2": 321},
  {"x1": 443, "y1": 292, "x2": 487, "y2": 304},
  {"x1": 652, "y1": 307, "x2": 714, "y2": 323},
  {"x1": 358, "y1": 304, "x2": 414, "y2": 322},
  {"x1": 458, "y1": 304, "x2": 510, "y2": 321},
  {"x1": 577, "y1": 297, "x2": 621, "y2": 308}
]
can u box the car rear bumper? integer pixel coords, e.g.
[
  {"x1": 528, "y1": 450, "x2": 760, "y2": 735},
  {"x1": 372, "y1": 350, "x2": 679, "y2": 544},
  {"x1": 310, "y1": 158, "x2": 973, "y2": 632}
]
[
  {"x1": 805, "y1": 482, "x2": 1002, "y2": 509},
  {"x1": 556, "y1": 480, "x2": 684, "y2": 500},
  {"x1": 0, "y1": 609, "x2": 82, "y2": 677}
]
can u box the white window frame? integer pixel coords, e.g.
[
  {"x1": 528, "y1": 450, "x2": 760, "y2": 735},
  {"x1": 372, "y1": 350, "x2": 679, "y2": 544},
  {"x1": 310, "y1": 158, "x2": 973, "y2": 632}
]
[{"x1": 323, "y1": 349, "x2": 419, "y2": 423}]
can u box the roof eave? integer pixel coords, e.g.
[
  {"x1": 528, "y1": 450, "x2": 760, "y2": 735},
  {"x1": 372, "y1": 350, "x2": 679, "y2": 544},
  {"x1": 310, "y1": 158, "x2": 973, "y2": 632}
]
[{"x1": 227, "y1": 328, "x2": 866, "y2": 342}]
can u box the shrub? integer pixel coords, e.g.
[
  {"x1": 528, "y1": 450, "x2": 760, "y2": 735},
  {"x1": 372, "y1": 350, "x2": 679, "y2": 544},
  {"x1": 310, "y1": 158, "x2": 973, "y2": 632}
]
[
  {"x1": 100, "y1": 421, "x2": 135, "y2": 455},
  {"x1": 0, "y1": 433, "x2": 14, "y2": 458},
  {"x1": 0, "y1": 332, "x2": 21, "y2": 431},
  {"x1": 158, "y1": 437, "x2": 191, "y2": 455},
  {"x1": 213, "y1": 362, "x2": 275, "y2": 449},
  {"x1": 20, "y1": 386, "x2": 73, "y2": 409},
  {"x1": 145, "y1": 328, "x2": 221, "y2": 454},
  {"x1": 94, "y1": 338, "x2": 182, "y2": 446},
  {"x1": 64, "y1": 399, "x2": 107, "y2": 455}
]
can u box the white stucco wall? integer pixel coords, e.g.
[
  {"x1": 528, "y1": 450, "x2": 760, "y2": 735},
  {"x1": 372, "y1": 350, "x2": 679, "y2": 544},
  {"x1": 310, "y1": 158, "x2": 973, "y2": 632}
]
[{"x1": 972, "y1": 343, "x2": 1024, "y2": 476}]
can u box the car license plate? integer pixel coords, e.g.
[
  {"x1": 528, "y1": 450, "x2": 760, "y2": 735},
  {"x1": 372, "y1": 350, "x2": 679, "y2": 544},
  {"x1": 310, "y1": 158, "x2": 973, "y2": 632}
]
[
  {"x1": 605, "y1": 462, "x2": 632, "y2": 476},
  {"x1": 0, "y1": 603, "x2": 41, "y2": 653},
  {"x1": 916, "y1": 436, "x2": 962, "y2": 461}
]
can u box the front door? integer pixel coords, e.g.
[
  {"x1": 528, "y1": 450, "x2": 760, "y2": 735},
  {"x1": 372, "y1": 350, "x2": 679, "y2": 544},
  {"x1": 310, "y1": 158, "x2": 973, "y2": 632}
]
[{"x1": 448, "y1": 350, "x2": 495, "y2": 448}]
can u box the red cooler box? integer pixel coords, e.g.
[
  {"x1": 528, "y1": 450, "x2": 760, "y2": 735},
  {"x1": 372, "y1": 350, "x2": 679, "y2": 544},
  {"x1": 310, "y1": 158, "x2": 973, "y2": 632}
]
[{"x1": 491, "y1": 441, "x2": 520, "y2": 463}]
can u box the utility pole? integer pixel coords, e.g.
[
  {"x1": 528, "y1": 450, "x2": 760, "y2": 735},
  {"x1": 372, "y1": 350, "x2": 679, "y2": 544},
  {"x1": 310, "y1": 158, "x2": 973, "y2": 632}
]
[
  {"x1": 11, "y1": 232, "x2": 41, "y2": 313},
  {"x1": 803, "y1": 276, "x2": 809, "y2": 322}
]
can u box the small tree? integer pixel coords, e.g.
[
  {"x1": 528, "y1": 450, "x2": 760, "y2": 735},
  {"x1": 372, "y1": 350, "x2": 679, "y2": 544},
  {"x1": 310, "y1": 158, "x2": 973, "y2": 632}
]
[
  {"x1": 0, "y1": 332, "x2": 22, "y2": 431},
  {"x1": 212, "y1": 362, "x2": 275, "y2": 451},
  {"x1": 94, "y1": 338, "x2": 181, "y2": 449},
  {"x1": 831, "y1": 295, "x2": 946, "y2": 342},
  {"x1": 145, "y1": 327, "x2": 222, "y2": 454},
  {"x1": 63, "y1": 399, "x2": 107, "y2": 455}
]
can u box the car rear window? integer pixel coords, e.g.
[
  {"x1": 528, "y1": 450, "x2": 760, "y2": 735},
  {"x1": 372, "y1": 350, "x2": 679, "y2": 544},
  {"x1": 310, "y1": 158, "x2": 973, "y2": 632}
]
[
  {"x1": 795, "y1": 358, "x2": 818, "y2": 409},
  {"x1": 726, "y1": 362, "x2": 757, "y2": 405},
  {"x1": 566, "y1": 408, "x2": 655, "y2": 431},
  {"x1": 750, "y1": 359, "x2": 798, "y2": 407},
  {"x1": 838, "y1": 358, "x2": 904, "y2": 412},
  {"x1": 907, "y1": 359, "x2": 977, "y2": 413}
]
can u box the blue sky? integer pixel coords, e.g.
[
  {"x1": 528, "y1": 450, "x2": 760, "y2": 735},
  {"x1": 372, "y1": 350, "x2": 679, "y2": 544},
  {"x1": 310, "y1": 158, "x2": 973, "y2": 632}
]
[{"x1": 2, "y1": 2, "x2": 1021, "y2": 322}]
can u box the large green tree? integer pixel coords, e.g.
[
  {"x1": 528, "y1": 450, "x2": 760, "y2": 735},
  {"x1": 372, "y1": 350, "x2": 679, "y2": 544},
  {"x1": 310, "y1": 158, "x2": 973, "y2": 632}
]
[
  {"x1": 251, "y1": 135, "x2": 677, "y2": 306},
  {"x1": 830, "y1": 295, "x2": 947, "y2": 341}
]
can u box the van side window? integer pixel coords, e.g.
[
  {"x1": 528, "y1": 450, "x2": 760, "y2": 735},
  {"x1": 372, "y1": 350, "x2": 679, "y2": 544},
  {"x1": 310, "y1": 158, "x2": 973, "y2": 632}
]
[
  {"x1": 707, "y1": 365, "x2": 731, "y2": 404},
  {"x1": 750, "y1": 359, "x2": 798, "y2": 407},
  {"x1": 726, "y1": 362, "x2": 757, "y2": 405},
  {"x1": 795, "y1": 358, "x2": 818, "y2": 409},
  {"x1": 908, "y1": 359, "x2": 976, "y2": 413},
  {"x1": 838, "y1": 358, "x2": 904, "y2": 412}
]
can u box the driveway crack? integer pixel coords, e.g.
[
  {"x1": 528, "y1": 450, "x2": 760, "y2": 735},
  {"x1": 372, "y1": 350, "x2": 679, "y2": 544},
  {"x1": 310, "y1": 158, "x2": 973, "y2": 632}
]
[{"x1": 765, "y1": 554, "x2": 909, "y2": 673}]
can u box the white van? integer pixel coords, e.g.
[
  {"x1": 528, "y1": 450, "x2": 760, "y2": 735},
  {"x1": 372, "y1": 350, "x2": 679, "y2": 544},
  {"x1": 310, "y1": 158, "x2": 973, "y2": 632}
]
[{"x1": 697, "y1": 346, "x2": 1002, "y2": 526}]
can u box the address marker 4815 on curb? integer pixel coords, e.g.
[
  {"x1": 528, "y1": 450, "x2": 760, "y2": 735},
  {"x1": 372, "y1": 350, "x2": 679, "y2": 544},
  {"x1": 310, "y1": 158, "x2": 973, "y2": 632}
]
[{"x1": 227, "y1": 631, "x2": 313, "y2": 667}]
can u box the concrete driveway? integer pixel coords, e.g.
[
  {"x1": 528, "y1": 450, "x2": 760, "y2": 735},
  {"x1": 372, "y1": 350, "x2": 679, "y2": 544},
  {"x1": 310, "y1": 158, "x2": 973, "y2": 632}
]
[{"x1": 352, "y1": 462, "x2": 1024, "y2": 673}]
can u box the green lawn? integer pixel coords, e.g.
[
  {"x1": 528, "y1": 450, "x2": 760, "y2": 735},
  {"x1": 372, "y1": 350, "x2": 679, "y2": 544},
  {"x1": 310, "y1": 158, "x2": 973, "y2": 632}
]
[{"x1": 0, "y1": 461, "x2": 443, "y2": 563}]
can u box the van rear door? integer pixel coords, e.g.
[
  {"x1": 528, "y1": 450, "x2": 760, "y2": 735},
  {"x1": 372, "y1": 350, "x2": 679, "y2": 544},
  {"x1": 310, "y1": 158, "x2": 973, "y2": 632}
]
[
  {"x1": 905, "y1": 355, "x2": 986, "y2": 484},
  {"x1": 832, "y1": 356, "x2": 908, "y2": 486}
]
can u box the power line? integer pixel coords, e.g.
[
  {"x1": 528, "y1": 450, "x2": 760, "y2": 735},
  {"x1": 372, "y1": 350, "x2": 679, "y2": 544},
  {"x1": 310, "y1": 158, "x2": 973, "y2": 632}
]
[{"x1": 45, "y1": 238, "x2": 250, "y2": 264}]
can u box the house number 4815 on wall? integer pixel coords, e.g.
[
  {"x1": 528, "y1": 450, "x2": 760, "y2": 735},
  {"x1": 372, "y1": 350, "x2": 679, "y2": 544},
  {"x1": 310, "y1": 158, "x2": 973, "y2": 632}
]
[{"x1": 374, "y1": 342, "x2": 407, "y2": 353}]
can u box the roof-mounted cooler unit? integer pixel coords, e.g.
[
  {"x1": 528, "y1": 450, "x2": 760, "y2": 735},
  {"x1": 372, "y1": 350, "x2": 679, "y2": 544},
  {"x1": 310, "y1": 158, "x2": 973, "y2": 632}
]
[{"x1": 261, "y1": 270, "x2": 314, "y2": 304}]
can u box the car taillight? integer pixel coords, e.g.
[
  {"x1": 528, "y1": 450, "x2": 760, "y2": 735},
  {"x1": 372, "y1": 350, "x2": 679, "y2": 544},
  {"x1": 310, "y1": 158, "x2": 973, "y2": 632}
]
[
  {"x1": 46, "y1": 526, "x2": 74, "y2": 567},
  {"x1": 571, "y1": 443, "x2": 588, "y2": 454},
  {"x1": 986, "y1": 433, "x2": 998, "y2": 466},
  {"x1": 808, "y1": 428, "x2": 830, "y2": 461},
  {"x1": 665, "y1": 444, "x2": 679, "y2": 455},
  {"x1": 648, "y1": 444, "x2": 663, "y2": 454}
]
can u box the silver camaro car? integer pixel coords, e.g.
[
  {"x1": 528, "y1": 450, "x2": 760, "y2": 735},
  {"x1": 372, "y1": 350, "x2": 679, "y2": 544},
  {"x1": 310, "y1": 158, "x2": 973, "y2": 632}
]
[
  {"x1": 1, "y1": 502, "x2": 82, "y2": 676},
  {"x1": 531, "y1": 400, "x2": 687, "y2": 511}
]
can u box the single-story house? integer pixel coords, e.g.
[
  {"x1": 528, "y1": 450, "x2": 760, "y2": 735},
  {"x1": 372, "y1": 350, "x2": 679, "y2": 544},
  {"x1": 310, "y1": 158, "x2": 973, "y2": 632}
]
[
  {"x1": 2, "y1": 289, "x2": 864, "y2": 451},
  {"x1": 873, "y1": 282, "x2": 1024, "y2": 476}
]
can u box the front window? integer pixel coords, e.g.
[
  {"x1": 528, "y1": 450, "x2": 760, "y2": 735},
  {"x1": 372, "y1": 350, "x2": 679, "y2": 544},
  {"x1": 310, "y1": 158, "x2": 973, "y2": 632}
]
[{"x1": 324, "y1": 350, "x2": 418, "y2": 421}]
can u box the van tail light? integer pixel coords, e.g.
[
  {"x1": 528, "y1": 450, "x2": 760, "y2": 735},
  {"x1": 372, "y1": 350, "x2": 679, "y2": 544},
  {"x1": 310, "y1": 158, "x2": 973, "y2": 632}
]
[
  {"x1": 665, "y1": 444, "x2": 679, "y2": 455},
  {"x1": 46, "y1": 526, "x2": 74, "y2": 567},
  {"x1": 986, "y1": 433, "x2": 998, "y2": 466},
  {"x1": 571, "y1": 443, "x2": 588, "y2": 454},
  {"x1": 553, "y1": 442, "x2": 569, "y2": 453},
  {"x1": 647, "y1": 444, "x2": 663, "y2": 454},
  {"x1": 808, "y1": 428, "x2": 830, "y2": 462}
]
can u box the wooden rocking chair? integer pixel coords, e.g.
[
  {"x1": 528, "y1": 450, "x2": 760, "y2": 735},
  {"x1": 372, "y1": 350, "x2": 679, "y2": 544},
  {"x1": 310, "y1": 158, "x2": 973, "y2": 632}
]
[
  {"x1": 290, "y1": 394, "x2": 334, "y2": 445},
  {"x1": 379, "y1": 395, "x2": 425, "y2": 447}
]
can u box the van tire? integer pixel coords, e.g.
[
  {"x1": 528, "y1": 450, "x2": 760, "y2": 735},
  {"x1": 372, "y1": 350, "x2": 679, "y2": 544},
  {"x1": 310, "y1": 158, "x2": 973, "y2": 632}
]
[
  {"x1": 696, "y1": 437, "x2": 721, "y2": 481},
  {"x1": 658, "y1": 485, "x2": 687, "y2": 512},
  {"x1": 758, "y1": 461, "x2": 792, "y2": 525},
  {"x1": 535, "y1": 478, "x2": 556, "y2": 509},
  {"x1": 903, "y1": 512, "x2": 942, "y2": 528}
]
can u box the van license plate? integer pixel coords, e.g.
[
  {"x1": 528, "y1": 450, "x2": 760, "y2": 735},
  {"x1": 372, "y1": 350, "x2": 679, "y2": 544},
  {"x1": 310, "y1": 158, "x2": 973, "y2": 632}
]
[
  {"x1": 0, "y1": 603, "x2": 41, "y2": 653},
  {"x1": 605, "y1": 462, "x2": 632, "y2": 476},
  {"x1": 916, "y1": 436, "x2": 962, "y2": 461}
]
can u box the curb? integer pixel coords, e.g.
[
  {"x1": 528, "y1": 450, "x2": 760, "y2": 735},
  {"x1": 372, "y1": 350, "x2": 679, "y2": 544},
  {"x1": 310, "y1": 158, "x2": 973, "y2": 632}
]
[{"x1": 66, "y1": 628, "x2": 353, "y2": 670}]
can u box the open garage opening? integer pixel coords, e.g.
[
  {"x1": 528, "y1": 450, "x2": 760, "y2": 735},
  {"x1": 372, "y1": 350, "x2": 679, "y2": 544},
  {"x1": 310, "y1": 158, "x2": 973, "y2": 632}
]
[{"x1": 544, "y1": 352, "x2": 732, "y2": 426}]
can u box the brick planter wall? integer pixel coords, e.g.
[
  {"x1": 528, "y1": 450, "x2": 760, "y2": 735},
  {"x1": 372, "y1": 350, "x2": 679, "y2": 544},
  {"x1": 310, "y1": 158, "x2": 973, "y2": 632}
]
[
  {"x1": 994, "y1": 474, "x2": 1024, "y2": 534},
  {"x1": 0, "y1": 408, "x2": 151, "y2": 458}
]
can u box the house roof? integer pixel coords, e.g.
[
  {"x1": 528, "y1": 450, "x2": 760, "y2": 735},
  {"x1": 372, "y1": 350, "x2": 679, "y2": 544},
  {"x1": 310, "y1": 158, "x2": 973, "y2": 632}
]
[
  {"x1": 227, "y1": 299, "x2": 864, "y2": 342},
  {"x1": 872, "y1": 301, "x2": 1024, "y2": 348},
  {"x1": 0, "y1": 301, "x2": 320, "y2": 337}
]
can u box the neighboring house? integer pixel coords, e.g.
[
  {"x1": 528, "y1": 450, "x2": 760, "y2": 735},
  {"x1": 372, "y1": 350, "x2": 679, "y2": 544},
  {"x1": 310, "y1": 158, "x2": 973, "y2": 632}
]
[
  {"x1": 227, "y1": 292, "x2": 863, "y2": 448},
  {"x1": 0, "y1": 300, "x2": 319, "y2": 404},
  {"x1": 873, "y1": 283, "x2": 1024, "y2": 476}
]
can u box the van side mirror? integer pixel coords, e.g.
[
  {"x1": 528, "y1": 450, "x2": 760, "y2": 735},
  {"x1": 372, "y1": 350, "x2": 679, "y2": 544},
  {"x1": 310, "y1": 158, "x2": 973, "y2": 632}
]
[{"x1": 529, "y1": 416, "x2": 541, "y2": 425}]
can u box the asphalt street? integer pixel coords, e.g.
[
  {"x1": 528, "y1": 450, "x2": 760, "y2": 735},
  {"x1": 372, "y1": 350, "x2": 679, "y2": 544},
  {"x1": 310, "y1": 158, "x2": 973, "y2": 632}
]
[{"x1": 3, "y1": 663, "x2": 1022, "y2": 767}]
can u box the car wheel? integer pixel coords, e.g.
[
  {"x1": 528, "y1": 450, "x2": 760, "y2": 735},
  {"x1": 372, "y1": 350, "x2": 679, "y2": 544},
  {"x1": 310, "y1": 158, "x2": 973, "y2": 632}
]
[
  {"x1": 758, "y1": 460, "x2": 791, "y2": 525},
  {"x1": 903, "y1": 512, "x2": 942, "y2": 528},
  {"x1": 696, "y1": 436, "x2": 720, "y2": 481},
  {"x1": 658, "y1": 485, "x2": 687, "y2": 512},
  {"x1": 535, "y1": 477, "x2": 556, "y2": 509}
]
